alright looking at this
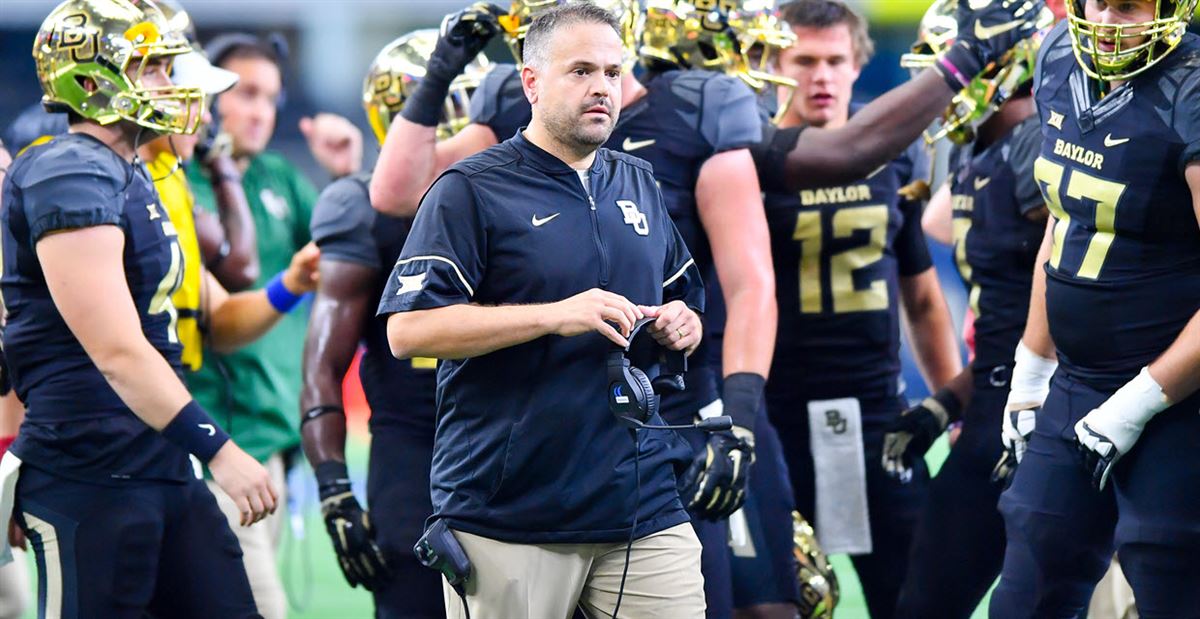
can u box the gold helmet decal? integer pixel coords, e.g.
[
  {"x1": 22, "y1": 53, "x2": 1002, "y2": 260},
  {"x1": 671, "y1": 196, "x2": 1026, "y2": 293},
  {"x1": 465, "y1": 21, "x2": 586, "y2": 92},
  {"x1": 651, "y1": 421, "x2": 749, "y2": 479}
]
[
  {"x1": 362, "y1": 29, "x2": 492, "y2": 145},
  {"x1": 1065, "y1": 0, "x2": 1197, "y2": 82},
  {"x1": 33, "y1": 0, "x2": 205, "y2": 135}
]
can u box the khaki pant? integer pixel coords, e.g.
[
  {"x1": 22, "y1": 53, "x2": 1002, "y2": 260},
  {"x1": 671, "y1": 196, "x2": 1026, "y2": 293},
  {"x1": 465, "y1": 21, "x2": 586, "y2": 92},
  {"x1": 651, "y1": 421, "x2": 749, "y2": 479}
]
[
  {"x1": 206, "y1": 454, "x2": 288, "y2": 619},
  {"x1": 1089, "y1": 556, "x2": 1137, "y2": 619},
  {"x1": 443, "y1": 523, "x2": 705, "y2": 619},
  {"x1": 0, "y1": 548, "x2": 30, "y2": 619}
]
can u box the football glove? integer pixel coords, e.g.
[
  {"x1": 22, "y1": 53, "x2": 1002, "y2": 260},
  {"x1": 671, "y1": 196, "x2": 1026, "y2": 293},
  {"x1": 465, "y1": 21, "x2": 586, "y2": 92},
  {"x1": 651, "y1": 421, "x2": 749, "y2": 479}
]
[
  {"x1": 680, "y1": 427, "x2": 754, "y2": 521},
  {"x1": 882, "y1": 388, "x2": 962, "y2": 483},
  {"x1": 991, "y1": 341, "x2": 1057, "y2": 487},
  {"x1": 402, "y1": 2, "x2": 505, "y2": 127},
  {"x1": 315, "y1": 461, "x2": 392, "y2": 591},
  {"x1": 1074, "y1": 367, "x2": 1170, "y2": 491},
  {"x1": 937, "y1": 0, "x2": 1045, "y2": 91}
]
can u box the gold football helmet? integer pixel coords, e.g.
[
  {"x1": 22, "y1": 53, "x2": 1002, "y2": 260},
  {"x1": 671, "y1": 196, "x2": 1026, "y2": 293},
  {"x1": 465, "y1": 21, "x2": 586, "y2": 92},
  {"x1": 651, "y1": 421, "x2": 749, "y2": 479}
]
[
  {"x1": 33, "y1": 0, "x2": 204, "y2": 135},
  {"x1": 497, "y1": 0, "x2": 640, "y2": 67},
  {"x1": 363, "y1": 30, "x2": 492, "y2": 145},
  {"x1": 639, "y1": 1, "x2": 797, "y2": 108},
  {"x1": 901, "y1": 0, "x2": 1053, "y2": 145},
  {"x1": 793, "y1": 511, "x2": 838, "y2": 619},
  {"x1": 1065, "y1": 0, "x2": 1197, "y2": 82}
]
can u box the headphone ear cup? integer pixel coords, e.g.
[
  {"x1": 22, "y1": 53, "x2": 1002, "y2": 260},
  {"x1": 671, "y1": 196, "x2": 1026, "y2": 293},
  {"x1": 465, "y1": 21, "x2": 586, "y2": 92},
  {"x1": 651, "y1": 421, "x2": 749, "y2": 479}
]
[{"x1": 629, "y1": 367, "x2": 657, "y2": 421}]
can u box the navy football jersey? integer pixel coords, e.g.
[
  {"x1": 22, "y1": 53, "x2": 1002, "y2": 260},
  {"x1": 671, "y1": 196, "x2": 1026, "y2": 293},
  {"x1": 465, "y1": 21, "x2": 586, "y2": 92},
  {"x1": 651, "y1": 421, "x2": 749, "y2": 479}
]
[
  {"x1": 1033, "y1": 22, "x2": 1200, "y2": 389},
  {"x1": 605, "y1": 69, "x2": 762, "y2": 422},
  {"x1": 1, "y1": 133, "x2": 192, "y2": 482},
  {"x1": 757, "y1": 117, "x2": 933, "y2": 405},
  {"x1": 949, "y1": 116, "x2": 1045, "y2": 371},
  {"x1": 309, "y1": 173, "x2": 437, "y2": 433},
  {"x1": 470, "y1": 65, "x2": 761, "y2": 422},
  {"x1": 468, "y1": 63, "x2": 528, "y2": 142}
]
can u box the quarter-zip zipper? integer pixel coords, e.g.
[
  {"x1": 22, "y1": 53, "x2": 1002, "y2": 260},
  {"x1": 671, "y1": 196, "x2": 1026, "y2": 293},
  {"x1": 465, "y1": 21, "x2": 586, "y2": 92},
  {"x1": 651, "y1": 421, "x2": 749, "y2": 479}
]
[{"x1": 579, "y1": 174, "x2": 610, "y2": 286}]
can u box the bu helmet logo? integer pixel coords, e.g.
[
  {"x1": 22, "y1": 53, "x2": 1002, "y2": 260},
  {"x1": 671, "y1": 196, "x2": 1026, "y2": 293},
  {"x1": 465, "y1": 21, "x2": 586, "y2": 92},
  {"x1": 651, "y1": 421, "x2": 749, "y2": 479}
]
[{"x1": 616, "y1": 200, "x2": 649, "y2": 236}]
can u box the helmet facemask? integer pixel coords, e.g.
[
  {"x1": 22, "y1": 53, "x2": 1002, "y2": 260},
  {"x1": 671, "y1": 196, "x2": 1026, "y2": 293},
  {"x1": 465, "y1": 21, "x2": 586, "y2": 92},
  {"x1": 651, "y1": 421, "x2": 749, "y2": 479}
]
[{"x1": 1066, "y1": 0, "x2": 1197, "y2": 82}]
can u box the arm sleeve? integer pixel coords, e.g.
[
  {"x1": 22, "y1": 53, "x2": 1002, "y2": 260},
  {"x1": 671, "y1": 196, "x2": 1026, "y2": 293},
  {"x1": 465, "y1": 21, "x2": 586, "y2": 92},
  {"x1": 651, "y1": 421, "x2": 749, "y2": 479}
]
[
  {"x1": 377, "y1": 171, "x2": 486, "y2": 316},
  {"x1": 310, "y1": 176, "x2": 379, "y2": 269},
  {"x1": 1008, "y1": 118, "x2": 1046, "y2": 215},
  {"x1": 20, "y1": 153, "x2": 123, "y2": 245},
  {"x1": 699, "y1": 75, "x2": 763, "y2": 154},
  {"x1": 749, "y1": 123, "x2": 804, "y2": 195},
  {"x1": 896, "y1": 195, "x2": 934, "y2": 277},
  {"x1": 468, "y1": 64, "x2": 530, "y2": 142}
]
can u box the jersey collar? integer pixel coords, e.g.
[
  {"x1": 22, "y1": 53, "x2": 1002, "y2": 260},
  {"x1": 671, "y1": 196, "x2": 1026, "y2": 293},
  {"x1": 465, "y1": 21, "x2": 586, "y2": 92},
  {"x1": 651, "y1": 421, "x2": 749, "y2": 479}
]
[{"x1": 511, "y1": 128, "x2": 605, "y2": 176}]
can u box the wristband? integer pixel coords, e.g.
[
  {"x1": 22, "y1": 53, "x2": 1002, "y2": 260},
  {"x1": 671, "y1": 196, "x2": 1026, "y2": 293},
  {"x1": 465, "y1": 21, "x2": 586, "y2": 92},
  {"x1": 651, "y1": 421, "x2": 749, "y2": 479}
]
[
  {"x1": 924, "y1": 387, "x2": 964, "y2": 426},
  {"x1": 399, "y1": 75, "x2": 453, "y2": 128},
  {"x1": 266, "y1": 271, "x2": 304, "y2": 313},
  {"x1": 1008, "y1": 340, "x2": 1058, "y2": 407},
  {"x1": 722, "y1": 372, "x2": 766, "y2": 432},
  {"x1": 161, "y1": 400, "x2": 230, "y2": 463},
  {"x1": 934, "y1": 43, "x2": 983, "y2": 92},
  {"x1": 0, "y1": 435, "x2": 14, "y2": 457},
  {"x1": 314, "y1": 460, "x2": 351, "y2": 500},
  {"x1": 1098, "y1": 367, "x2": 1171, "y2": 427}
]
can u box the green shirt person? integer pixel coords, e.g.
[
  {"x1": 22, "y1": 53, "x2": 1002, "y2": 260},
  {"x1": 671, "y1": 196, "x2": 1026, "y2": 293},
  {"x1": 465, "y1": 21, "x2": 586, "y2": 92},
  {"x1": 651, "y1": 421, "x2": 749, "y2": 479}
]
[{"x1": 185, "y1": 32, "x2": 362, "y2": 619}]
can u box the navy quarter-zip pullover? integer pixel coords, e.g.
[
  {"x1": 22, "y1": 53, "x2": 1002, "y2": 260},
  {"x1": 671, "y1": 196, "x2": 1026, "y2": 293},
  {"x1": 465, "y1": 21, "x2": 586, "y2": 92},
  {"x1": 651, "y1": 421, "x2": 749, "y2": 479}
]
[{"x1": 377, "y1": 130, "x2": 705, "y2": 544}]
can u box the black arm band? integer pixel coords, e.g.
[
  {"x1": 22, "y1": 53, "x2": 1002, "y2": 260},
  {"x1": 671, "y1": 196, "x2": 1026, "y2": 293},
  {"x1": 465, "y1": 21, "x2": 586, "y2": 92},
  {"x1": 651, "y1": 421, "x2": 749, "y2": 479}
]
[
  {"x1": 722, "y1": 372, "x2": 766, "y2": 432},
  {"x1": 400, "y1": 76, "x2": 453, "y2": 128},
  {"x1": 161, "y1": 400, "x2": 230, "y2": 463},
  {"x1": 301, "y1": 404, "x2": 345, "y2": 427}
]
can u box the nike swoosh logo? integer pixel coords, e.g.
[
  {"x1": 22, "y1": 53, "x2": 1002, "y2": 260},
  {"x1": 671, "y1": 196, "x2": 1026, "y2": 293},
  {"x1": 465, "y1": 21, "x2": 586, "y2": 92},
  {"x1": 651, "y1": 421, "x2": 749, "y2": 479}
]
[
  {"x1": 622, "y1": 137, "x2": 656, "y2": 151},
  {"x1": 198, "y1": 423, "x2": 216, "y2": 437},
  {"x1": 1104, "y1": 134, "x2": 1130, "y2": 147},
  {"x1": 974, "y1": 177, "x2": 991, "y2": 190},
  {"x1": 532, "y1": 213, "x2": 560, "y2": 227},
  {"x1": 975, "y1": 20, "x2": 1023, "y2": 40}
]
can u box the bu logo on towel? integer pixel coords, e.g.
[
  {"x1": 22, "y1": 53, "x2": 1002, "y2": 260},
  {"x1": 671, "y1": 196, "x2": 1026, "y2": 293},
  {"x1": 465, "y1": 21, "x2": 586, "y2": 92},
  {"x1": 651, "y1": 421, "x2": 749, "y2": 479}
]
[{"x1": 825, "y1": 410, "x2": 847, "y2": 434}]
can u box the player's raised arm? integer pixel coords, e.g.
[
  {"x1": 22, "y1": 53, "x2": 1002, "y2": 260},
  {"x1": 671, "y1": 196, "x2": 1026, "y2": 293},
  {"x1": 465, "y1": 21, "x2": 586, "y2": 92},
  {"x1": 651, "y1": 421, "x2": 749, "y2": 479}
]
[
  {"x1": 766, "y1": 0, "x2": 1048, "y2": 190},
  {"x1": 370, "y1": 3, "x2": 505, "y2": 216}
]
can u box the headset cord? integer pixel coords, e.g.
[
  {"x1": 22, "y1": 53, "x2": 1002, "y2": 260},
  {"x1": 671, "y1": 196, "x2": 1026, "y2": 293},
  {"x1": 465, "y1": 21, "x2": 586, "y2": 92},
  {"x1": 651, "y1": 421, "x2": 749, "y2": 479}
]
[{"x1": 612, "y1": 428, "x2": 641, "y2": 619}]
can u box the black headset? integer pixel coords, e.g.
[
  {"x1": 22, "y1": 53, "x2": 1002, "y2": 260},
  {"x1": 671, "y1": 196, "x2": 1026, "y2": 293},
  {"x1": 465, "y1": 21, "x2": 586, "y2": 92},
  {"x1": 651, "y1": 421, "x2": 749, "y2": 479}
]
[{"x1": 607, "y1": 318, "x2": 731, "y2": 432}]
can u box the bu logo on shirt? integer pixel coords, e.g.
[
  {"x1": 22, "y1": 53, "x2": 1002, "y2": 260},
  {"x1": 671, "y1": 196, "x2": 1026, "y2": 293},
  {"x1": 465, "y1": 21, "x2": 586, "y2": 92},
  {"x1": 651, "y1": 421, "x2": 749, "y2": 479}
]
[{"x1": 616, "y1": 200, "x2": 648, "y2": 236}]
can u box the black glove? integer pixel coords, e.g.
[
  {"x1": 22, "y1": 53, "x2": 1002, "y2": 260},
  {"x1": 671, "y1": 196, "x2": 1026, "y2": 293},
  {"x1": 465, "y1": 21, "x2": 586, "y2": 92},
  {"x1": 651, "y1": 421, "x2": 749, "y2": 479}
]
[
  {"x1": 936, "y1": 0, "x2": 1045, "y2": 91},
  {"x1": 680, "y1": 429, "x2": 755, "y2": 521},
  {"x1": 401, "y1": 2, "x2": 505, "y2": 127},
  {"x1": 315, "y1": 461, "x2": 392, "y2": 591},
  {"x1": 881, "y1": 388, "x2": 962, "y2": 483}
]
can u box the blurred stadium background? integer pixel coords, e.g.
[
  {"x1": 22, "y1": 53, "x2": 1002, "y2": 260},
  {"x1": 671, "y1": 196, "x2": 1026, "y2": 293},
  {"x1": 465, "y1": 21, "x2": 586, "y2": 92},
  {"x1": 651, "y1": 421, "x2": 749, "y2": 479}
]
[{"x1": 2, "y1": 1, "x2": 979, "y2": 617}]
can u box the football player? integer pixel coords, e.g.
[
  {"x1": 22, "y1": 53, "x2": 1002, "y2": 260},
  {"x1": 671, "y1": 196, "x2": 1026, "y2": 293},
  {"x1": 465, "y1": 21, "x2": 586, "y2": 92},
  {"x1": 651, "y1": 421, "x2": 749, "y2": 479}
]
[
  {"x1": 301, "y1": 31, "x2": 490, "y2": 618},
  {"x1": 881, "y1": 2, "x2": 1051, "y2": 616},
  {"x1": 0, "y1": 1, "x2": 292, "y2": 616},
  {"x1": 987, "y1": 0, "x2": 1200, "y2": 616},
  {"x1": 756, "y1": 3, "x2": 962, "y2": 618}
]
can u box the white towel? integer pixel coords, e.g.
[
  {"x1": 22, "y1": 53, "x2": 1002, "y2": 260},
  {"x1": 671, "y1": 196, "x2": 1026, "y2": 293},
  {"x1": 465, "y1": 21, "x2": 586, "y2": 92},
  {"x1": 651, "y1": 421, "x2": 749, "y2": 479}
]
[
  {"x1": 807, "y1": 398, "x2": 872, "y2": 555},
  {"x1": 0, "y1": 451, "x2": 23, "y2": 566}
]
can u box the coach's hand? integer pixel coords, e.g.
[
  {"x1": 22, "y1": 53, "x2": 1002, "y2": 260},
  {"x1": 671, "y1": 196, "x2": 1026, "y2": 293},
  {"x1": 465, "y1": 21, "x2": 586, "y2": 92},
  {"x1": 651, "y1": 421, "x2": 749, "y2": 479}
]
[
  {"x1": 882, "y1": 388, "x2": 962, "y2": 483},
  {"x1": 210, "y1": 442, "x2": 278, "y2": 526},
  {"x1": 937, "y1": 0, "x2": 1046, "y2": 91},
  {"x1": 315, "y1": 461, "x2": 392, "y2": 590},
  {"x1": 680, "y1": 428, "x2": 754, "y2": 521},
  {"x1": 640, "y1": 301, "x2": 702, "y2": 355},
  {"x1": 547, "y1": 288, "x2": 644, "y2": 347}
]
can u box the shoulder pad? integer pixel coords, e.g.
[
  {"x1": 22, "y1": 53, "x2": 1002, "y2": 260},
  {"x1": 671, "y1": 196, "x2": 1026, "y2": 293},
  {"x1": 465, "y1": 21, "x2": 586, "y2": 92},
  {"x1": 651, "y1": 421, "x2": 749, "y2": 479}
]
[
  {"x1": 310, "y1": 174, "x2": 379, "y2": 264},
  {"x1": 695, "y1": 72, "x2": 762, "y2": 153},
  {"x1": 16, "y1": 134, "x2": 126, "y2": 193}
]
